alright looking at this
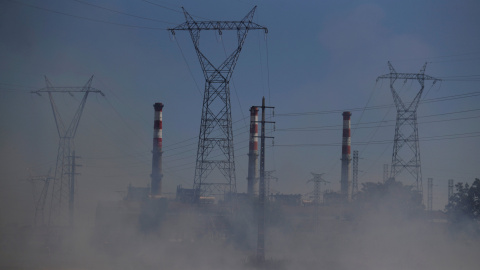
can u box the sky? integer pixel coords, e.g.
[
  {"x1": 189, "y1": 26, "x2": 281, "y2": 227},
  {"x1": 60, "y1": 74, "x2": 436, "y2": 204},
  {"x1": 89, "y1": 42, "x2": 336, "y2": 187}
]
[{"x1": 1, "y1": 0, "x2": 480, "y2": 225}]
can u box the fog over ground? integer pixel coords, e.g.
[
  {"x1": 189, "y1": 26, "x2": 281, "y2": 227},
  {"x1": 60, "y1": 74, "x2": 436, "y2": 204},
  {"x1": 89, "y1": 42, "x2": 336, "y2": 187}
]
[
  {"x1": 2, "y1": 197, "x2": 480, "y2": 270},
  {"x1": 1, "y1": 0, "x2": 480, "y2": 269}
]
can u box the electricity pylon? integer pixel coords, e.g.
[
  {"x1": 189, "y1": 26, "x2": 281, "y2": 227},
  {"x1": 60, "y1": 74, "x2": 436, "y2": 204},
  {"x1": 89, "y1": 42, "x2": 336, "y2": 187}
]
[
  {"x1": 169, "y1": 7, "x2": 267, "y2": 198},
  {"x1": 352, "y1": 150, "x2": 359, "y2": 195},
  {"x1": 32, "y1": 76, "x2": 103, "y2": 226},
  {"x1": 28, "y1": 169, "x2": 53, "y2": 226},
  {"x1": 308, "y1": 173, "x2": 328, "y2": 232},
  {"x1": 427, "y1": 178, "x2": 433, "y2": 211},
  {"x1": 377, "y1": 62, "x2": 440, "y2": 194},
  {"x1": 308, "y1": 173, "x2": 328, "y2": 205},
  {"x1": 264, "y1": 170, "x2": 278, "y2": 201},
  {"x1": 448, "y1": 179, "x2": 454, "y2": 203},
  {"x1": 383, "y1": 164, "x2": 389, "y2": 183}
]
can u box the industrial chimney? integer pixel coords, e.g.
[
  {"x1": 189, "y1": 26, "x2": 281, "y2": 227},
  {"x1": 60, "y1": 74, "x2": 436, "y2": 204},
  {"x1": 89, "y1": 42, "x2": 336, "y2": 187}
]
[
  {"x1": 341, "y1": 111, "x2": 352, "y2": 201},
  {"x1": 247, "y1": 106, "x2": 259, "y2": 197},
  {"x1": 151, "y1": 102, "x2": 164, "y2": 197}
]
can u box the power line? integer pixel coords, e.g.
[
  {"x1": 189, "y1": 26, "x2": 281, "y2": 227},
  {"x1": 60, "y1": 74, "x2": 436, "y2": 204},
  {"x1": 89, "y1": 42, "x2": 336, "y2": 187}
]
[
  {"x1": 276, "y1": 109, "x2": 480, "y2": 132},
  {"x1": 426, "y1": 51, "x2": 480, "y2": 59},
  {"x1": 140, "y1": 0, "x2": 211, "y2": 20},
  {"x1": 265, "y1": 32, "x2": 272, "y2": 105},
  {"x1": 221, "y1": 38, "x2": 248, "y2": 130},
  {"x1": 174, "y1": 38, "x2": 203, "y2": 96},
  {"x1": 438, "y1": 75, "x2": 480, "y2": 81},
  {"x1": 140, "y1": 0, "x2": 183, "y2": 14},
  {"x1": 274, "y1": 131, "x2": 480, "y2": 148},
  {"x1": 72, "y1": 0, "x2": 176, "y2": 24},
  {"x1": 8, "y1": 0, "x2": 166, "y2": 30},
  {"x1": 275, "y1": 91, "x2": 480, "y2": 117}
]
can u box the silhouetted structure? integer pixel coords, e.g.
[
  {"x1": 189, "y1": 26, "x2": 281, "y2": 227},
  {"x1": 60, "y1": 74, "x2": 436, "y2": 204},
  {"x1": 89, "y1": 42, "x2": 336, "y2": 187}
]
[
  {"x1": 448, "y1": 179, "x2": 454, "y2": 203},
  {"x1": 169, "y1": 7, "x2": 267, "y2": 199},
  {"x1": 352, "y1": 150, "x2": 359, "y2": 195},
  {"x1": 377, "y1": 62, "x2": 440, "y2": 194},
  {"x1": 248, "y1": 106, "x2": 259, "y2": 197},
  {"x1": 340, "y1": 111, "x2": 352, "y2": 201},
  {"x1": 32, "y1": 76, "x2": 104, "y2": 226},
  {"x1": 151, "y1": 103, "x2": 164, "y2": 197}
]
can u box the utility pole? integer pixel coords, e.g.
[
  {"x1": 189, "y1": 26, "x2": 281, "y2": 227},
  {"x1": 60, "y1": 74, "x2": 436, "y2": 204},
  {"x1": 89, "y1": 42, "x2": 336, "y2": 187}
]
[
  {"x1": 169, "y1": 7, "x2": 268, "y2": 200},
  {"x1": 32, "y1": 76, "x2": 103, "y2": 227},
  {"x1": 256, "y1": 97, "x2": 274, "y2": 263},
  {"x1": 377, "y1": 62, "x2": 440, "y2": 194}
]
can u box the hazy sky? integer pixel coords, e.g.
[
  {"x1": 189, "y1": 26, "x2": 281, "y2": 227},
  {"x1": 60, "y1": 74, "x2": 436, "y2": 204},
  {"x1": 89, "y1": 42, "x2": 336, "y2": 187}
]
[{"x1": 1, "y1": 0, "x2": 479, "y2": 224}]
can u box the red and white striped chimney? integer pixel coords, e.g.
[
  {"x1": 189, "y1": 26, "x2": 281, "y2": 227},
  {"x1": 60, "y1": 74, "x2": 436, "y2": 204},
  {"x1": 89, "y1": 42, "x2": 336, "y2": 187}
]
[
  {"x1": 341, "y1": 111, "x2": 352, "y2": 201},
  {"x1": 247, "y1": 106, "x2": 259, "y2": 196},
  {"x1": 151, "y1": 102, "x2": 164, "y2": 197}
]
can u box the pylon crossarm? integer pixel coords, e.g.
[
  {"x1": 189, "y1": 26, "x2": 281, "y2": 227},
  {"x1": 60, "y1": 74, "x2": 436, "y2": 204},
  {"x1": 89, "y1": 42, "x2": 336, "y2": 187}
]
[
  {"x1": 33, "y1": 87, "x2": 103, "y2": 93},
  {"x1": 377, "y1": 73, "x2": 438, "y2": 81},
  {"x1": 170, "y1": 21, "x2": 267, "y2": 32},
  {"x1": 172, "y1": 6, "x2": 267, "y2": 35}
]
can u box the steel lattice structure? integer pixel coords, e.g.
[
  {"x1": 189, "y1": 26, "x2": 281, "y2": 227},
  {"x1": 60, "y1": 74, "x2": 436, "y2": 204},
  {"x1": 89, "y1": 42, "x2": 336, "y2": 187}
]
[
  {"x1": 308, "y1": 173, "x2": 328, "y2": 232},
  {"x1": 28, "y1": 172, "x2": 53, "y2": 226},
  {"x1": 352, "y1": 150, "x2": 359, "y2": 195},
  {"x1": 308, "y1": 173, "x2": 328, "y2": 205},
  {"x1": 377, "y1": 62, "x2": 440, "y2": 193},
  {"x1": 383, "y1": 164, "x2": 389, "y2": 183},
  {"x1": 169, "y1": 7, "x2": 267, "y2": 198},
  {"x1": 427, "y1": 178, "x2": 433, "y2": 211},
  {"x1": 448, "y1": 179, "x2": 454, "y2": 203},
  {"x1": 264, "y1": 170, "x2": 277, "y2": 201},
  {"x1": 32, "y1": 76, "x2": 103, "y2": 226}
]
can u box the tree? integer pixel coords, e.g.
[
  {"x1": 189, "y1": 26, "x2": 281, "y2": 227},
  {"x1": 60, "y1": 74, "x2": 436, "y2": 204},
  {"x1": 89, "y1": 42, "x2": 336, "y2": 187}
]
[
  {"x1": 353, "y1": 179, "x2": 424, "y2": 219},
  {"x1": 445, "y1": 178, "x2": 480, "y2": 226}
]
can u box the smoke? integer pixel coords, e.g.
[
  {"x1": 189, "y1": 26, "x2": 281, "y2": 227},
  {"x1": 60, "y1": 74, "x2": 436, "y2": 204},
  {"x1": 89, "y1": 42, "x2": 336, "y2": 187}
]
[{"x1": 2, "y1": 181, "x2": 480, "y2": 270}]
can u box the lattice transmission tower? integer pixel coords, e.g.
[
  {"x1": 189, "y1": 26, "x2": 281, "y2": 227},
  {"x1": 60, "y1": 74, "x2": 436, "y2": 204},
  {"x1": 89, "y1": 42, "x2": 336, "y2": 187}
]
[
  {"x1": 308, "y1": 173, "x2": 328, "y2": 205},
  {"x1": 28, "y1": 171, "x2": 54, "y2": 226},
  {"x1": 377, "y1": 62, "x2": 440, "y2": 194},
  {"x1": 427, "y1": 177, "x2": 433, "y2": 211},
  {"x1": 308, "y1": 173, "x2": 328, "y2": 232},
  {"x1": 32, "y1": 76, "x2": 103, "y2": 226},
  {"x1": 352, "y1": 150, "x2": 359, "y2": 195},
  {"x1": 448, "y1": 179, "x2": 454, "y2": 203},
  {"x1": 264, "y1": 170, "x2": 278, "y2": 201},
  {"x1": 383, "y1": 164, "x2": 389, "y2": 183},
  {"x1": 169, "y1": 7, "x2": 267, "y2": 198}
]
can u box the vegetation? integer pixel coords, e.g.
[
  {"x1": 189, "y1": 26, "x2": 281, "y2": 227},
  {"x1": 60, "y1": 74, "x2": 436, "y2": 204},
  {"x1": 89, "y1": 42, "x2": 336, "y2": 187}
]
[
  {"x1": 445, "y1": 178, "x2": 480, "y2": 230},
  {"x1": 353, "y1": 179, "x2": 424, "y2": 219}
]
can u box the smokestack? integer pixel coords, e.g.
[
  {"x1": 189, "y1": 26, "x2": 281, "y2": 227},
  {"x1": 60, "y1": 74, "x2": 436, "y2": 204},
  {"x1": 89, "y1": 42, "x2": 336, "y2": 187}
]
[
  {"x1": 247, "y1": 106, "x2": 259, "y2": 196},
  {"x1": 341, "y1": 111, "x2": 352, "y2": 201},
  {"x1": 151, "y1": 102, "x2": 164, "y2": 197}
]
